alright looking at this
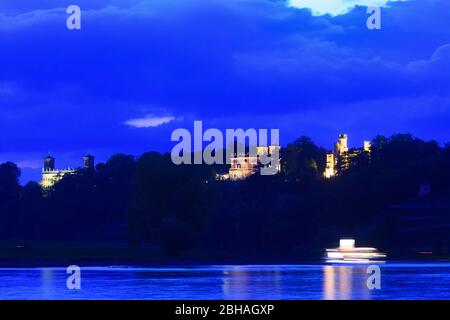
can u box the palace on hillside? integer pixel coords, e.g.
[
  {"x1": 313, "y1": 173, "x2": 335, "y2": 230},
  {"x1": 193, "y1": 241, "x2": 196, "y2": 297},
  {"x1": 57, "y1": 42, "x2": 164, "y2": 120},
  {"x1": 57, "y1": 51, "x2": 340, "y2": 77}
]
[
  {"x1": 217, "y1": 145, "x2": 281, "y2": 181},
  {"x1": 41, "y1": 155, "x2": 95, "y2": 188},
  {"x1": 324, "y1": 134, "x2": 371, "y2": 178}
]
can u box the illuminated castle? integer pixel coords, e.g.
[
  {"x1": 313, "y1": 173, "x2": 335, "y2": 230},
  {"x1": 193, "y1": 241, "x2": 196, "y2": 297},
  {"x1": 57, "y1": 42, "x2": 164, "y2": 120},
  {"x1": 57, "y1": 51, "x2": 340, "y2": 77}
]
[
  {"x1": 41, "y1": 155, "x2": 95, "y2": 188},
  {"x1": 218, "y1": 145, "x2": 281, "y2": 181},
  {"x1": 324, "y1": 134, "x2": 371, "y2": 178}
]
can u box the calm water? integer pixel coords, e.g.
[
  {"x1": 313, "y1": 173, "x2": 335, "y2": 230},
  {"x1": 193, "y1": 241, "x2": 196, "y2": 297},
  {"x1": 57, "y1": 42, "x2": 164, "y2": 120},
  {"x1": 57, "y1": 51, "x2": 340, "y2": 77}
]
[{"x1": 1, "y1": 263, "x2": 450, "y2": 300}]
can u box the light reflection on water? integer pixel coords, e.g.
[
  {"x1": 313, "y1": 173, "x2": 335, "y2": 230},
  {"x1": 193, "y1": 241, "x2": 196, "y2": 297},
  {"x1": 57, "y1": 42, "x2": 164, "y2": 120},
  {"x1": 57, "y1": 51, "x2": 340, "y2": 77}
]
[
  {"x1": 323, "y1": 265, "x2": 372, "y2": 300},
  {"x1": 0, "y1": 263, "x2": 450, "y2": 300}
]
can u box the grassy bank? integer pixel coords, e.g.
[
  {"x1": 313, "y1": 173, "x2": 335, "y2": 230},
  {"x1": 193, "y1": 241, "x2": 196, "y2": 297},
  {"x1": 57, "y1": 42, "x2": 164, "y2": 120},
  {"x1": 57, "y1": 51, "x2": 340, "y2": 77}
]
[
  {"x1": 0, "y1": 241, "x2": 321, "y2": 267},
  {"x1": 0, "y1": 242, "x2": 168, "y2": 267},
  {"x1": 1, "y1": 242, "x2": 448, "y2": 267}
]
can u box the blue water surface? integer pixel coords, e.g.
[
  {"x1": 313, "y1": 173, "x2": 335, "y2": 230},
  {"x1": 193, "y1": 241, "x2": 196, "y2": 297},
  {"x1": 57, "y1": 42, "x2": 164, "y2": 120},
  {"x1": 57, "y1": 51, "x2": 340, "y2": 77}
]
[{"x1": 1, "y1": 263, "x2": 449, "y2": 300}]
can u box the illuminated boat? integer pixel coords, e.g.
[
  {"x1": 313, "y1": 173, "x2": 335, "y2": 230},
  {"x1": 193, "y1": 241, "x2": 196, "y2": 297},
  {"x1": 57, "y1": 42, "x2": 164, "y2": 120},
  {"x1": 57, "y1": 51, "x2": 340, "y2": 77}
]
[{"x1": 325, "y1": 239, "x2": 386, "y2": 264}]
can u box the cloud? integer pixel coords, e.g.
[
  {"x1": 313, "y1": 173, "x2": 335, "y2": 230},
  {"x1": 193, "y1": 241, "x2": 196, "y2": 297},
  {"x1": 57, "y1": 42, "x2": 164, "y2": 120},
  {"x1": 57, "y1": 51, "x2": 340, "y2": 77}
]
[
  {"x1": 288, "y1": 0, "x2": 407, "y2": 16},
  {"x1": 1, "y1": 0, "x2": 450, "y2": 168},
  {"x1": 124, "y1": 115, "x2": 176, "y2": 128},
  {"x1": 16, "y1": 160, "x2": 41, "y2": 169},
  {"x1": 408, "y1": 44, "x2": 450, "y2": 72}
]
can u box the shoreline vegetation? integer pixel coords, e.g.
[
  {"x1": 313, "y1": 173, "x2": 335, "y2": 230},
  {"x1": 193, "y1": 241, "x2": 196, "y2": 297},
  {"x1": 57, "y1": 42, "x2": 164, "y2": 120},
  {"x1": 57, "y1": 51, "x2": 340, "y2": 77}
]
[
  {"x1": 1, "y1": 134, "x2": 450, "y2": 264},
  {"x1": 0, "y1": 242, "x2": 449, "y2": 268}
]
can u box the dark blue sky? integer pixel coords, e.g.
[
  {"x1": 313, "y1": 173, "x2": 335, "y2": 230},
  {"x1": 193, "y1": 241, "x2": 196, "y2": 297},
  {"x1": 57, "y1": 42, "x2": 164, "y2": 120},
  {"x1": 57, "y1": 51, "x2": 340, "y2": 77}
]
[{"x1": 1, "y1": 0, "x2": 449, "y2": 183}]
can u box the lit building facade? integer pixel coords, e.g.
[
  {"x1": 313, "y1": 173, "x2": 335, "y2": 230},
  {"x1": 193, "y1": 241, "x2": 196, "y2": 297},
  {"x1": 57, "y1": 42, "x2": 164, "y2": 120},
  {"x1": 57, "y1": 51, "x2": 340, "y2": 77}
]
[
  {"x1": 228, "y1": 155, "x2": 258, "y2": 180},
  {"x1": 324, "y1": 153, "x2": 335, "y2": 179},
  {"x1": 219, "y1": 145, "x2": 281, "y2": 181},
  {"x1": 257, "y1": 145, "x2": 282, "y2": 174},
  {"x1": 41, "y1": 155, "x2": 95, "y2": 188}
]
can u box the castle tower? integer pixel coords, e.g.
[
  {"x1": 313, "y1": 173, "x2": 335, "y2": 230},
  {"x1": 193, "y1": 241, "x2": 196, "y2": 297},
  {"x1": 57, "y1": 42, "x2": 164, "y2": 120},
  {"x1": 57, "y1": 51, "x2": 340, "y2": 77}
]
[
  {"x1": 335, "y1": 134, "x2": 348, "y2": 155},
  {"x1": 43, "y1": 156, "x2": 55, "y2": 171},
  {"x1": 83, "y1": 155, "x2": 95, "y2": 170},
  {"x1": 324, "y1": 135, "x2": 372, "y2": 179},
  {"x1": 41, "y1": 155, "x2": 77, "y2": 188}
]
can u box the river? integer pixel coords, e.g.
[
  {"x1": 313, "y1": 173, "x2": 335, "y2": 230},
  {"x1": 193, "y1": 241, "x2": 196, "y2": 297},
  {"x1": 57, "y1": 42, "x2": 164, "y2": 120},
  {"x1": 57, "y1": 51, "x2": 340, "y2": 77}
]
[{"x1": 1, "y1": 262, "x2": 449, "y2": 299}]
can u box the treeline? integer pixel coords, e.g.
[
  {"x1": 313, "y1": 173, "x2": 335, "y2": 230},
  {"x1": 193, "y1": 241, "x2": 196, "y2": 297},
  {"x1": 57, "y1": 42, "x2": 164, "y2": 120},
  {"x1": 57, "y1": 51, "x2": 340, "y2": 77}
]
[{"x1": 1, "y1": 134, "x2": 449, "y2": 256}]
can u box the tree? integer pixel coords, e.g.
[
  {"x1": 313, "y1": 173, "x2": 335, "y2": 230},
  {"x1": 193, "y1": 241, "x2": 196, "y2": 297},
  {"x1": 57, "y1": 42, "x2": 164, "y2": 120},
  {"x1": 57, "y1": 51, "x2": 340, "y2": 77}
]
[
  {"x1": 20, "y1": 182, "x2": 43, "y2": 241},
  {"x1": 0, "y1": 162, "x2": 21, "y2": 240},
  {"x1": 283, "y1": 136, "x2": 326, "y2": 182},
  {"x1": 126, "y1": 152, "x2": 215, "y2": 251}
]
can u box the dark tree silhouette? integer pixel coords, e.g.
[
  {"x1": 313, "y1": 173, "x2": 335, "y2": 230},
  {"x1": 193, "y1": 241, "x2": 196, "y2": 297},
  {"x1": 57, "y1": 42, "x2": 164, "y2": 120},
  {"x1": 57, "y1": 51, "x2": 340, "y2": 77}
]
[{"x1": 1, "y1": 133, "x2": 450, "y2": 258}]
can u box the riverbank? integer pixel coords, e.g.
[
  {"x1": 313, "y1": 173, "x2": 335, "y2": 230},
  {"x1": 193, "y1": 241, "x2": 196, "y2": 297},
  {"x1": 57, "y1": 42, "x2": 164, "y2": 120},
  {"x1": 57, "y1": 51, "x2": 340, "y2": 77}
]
[
  {"x1": 0, "y1": 241, "x2": 320, "y2": 267},
  {"x1": 1, "y1": 241, "x2": 448, "y2": 268}
]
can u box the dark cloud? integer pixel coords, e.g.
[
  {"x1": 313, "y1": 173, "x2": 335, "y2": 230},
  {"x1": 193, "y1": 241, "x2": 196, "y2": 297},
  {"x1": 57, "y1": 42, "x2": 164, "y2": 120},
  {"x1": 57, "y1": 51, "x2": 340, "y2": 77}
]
[{"x1": 0, "y1": 0, "x2": 449, "y2": 182}]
